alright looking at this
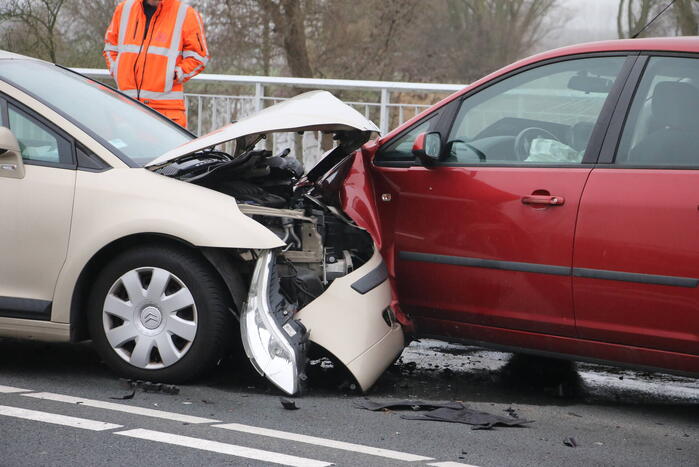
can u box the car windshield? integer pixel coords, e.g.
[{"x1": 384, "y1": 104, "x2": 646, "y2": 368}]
[{"x1": 0, "y1": 59, "x2": 192, "y2": 166}]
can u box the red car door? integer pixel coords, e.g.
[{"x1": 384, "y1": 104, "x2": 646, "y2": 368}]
[
  {"x1": 370, "y1": 55, "x2": 631, "y2": 340},
  {"x1": 573, "y1": 55, "x2": 699, "y2": 359}
]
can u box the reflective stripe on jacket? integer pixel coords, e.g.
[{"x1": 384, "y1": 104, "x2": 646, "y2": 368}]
[{"x1": 103, "y1": 0, "x2": 209, "y2": 111}]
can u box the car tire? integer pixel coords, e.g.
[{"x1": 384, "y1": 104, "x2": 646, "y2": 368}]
[{"x1": 87, "y1": 244, "x2": 233, "y2": 383}]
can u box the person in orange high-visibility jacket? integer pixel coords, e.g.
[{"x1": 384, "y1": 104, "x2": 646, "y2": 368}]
[{"x1": 104, "y1": 0, "x2": 209, "y2": 127}]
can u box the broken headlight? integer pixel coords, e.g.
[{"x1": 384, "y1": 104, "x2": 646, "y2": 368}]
[{"x1": 241, "y1": 249, "x2": 307, "y2": 395}]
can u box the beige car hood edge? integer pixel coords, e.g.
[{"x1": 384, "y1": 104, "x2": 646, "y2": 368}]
[{"x1": 146, "y1": 90, "x2": 379, "y2": 167}]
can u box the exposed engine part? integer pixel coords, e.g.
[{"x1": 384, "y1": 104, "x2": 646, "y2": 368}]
[
  {"x1": 281, "y1": 218, "x2": 302, "y2": 251},
  {"x1": 237, "y1": 204, "x2": 315, "y2": 222},
  {"x1": 282, "y1": 222, "x2": 323, "y2": 264},
  {"x1": 171, "y1": 130, "x2": 376, "y2": 317},
  {"x1": 324, "y1": 249, "x2": 354, "y2": 283},
  {"x1": 211, "y1": 179, "x2": 287, "y2": 208}
]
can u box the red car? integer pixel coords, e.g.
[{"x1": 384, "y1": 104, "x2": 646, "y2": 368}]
[{"x1": 343, "y1": 37, "x2": 699, "y2": 377}]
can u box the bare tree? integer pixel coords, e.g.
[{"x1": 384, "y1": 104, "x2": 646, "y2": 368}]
[
  {"x1": 61, "y1": 0, "x2": 116, "y2": 67},
  {"x1": 674, "y1": 0, "x2": 698, "y2": 35},
  {"x1": 0, "y1": 0, "x2": 66, "y2": 62},
  {"x1": 617, "y1": 0, "x2": 699, "y2": 38},
  {"x1": 400, "y1": 0, "x2": 559, "y2": 83},
  {"x1": 256, "y1": 0, "x2": 313, "y2": 78}
]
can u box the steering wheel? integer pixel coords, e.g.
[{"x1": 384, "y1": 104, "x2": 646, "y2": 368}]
[{"x1": 514, "y1": 127, "x2": 560, "y2": 161}]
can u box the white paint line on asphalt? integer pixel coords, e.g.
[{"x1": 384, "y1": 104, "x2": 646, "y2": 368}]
[
  {"x1": 427, "y1": 462, "x2": 481, "y2": 467},
  {"x1": 0, "y1": 384, "x2": 31, "y2": 393},
  {"x1": 22, "y1": 392, "x2": 219, "y2": 424},
  {"x1": 115, "y1": 428, "x2": 332, "y2": 467},
  {"x1": 580, "y1": 373, "x2": 699, "y2": 400},
  {"x1": 0, "y1": 404, "x2": 122, "y2": 431},
  {"x1": 214, "y1": 422, "x2": 433, "y2": 462}
]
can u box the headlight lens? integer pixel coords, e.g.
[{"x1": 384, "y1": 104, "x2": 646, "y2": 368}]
[{"x1": 241, "y1": 250, "x2": 303, "y2": 395}]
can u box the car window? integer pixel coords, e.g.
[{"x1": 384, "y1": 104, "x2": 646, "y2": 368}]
[
  {"x1": 0, "y1": 60, "x2": 192, "y2": 166},
  {"x1": 615, "y1": 57, "x2": 699, "y2": 167},
  {"x1": 8, "y1": 105, "x2": 72, "y2": 165},
  {"x1": 377, "y1": 116, "x2": 435, "y2": 161},
  {"x1": 447, "y1": 57, "x2": 626, "y2": 164}
]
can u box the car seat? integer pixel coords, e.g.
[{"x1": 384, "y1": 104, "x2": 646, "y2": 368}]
[{"x1": 629, "y1": 81, "x2": 699, "y2": 165}]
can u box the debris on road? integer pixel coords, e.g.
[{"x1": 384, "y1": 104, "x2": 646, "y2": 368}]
[
  {"x1": 109, "y1": 380, "x2": 180, "y2": 399},
  {"x1": 109, "y1": 389, "x2": 135, "y2": 400},
  {"x1": 280, "y1": 397, "x2": 299, "y2": 410},
  {"x1": 354, "y1": 399, "x2": 464, "y2": 411},
  {"x1": 563, "y1": 437, "x2": 578, "y2": 448},
  {"x1": 356, "y1": 399, "x2": 533, "y2": 429},
  {"x1": 402, "y1": 406, "x2": 533, "y2": 429},
  {"x1": 127, "y1": 380, "x2": 180, "y2": 395}
]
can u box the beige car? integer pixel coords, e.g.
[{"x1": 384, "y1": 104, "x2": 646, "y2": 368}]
[{"x1": 0, "y1": 51, "x2": 404, "y2": 395}]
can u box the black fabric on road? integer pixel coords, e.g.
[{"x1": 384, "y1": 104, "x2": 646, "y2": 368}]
[
  {"x1": 401, "y1": 407, "x2": 534, "y2": 429},
  {"x1": 354, "y1": 399, "x2": 465, "y2": 411},
  {"x1": 356, "y1": 399, "x2": 534, "y2": 429}
]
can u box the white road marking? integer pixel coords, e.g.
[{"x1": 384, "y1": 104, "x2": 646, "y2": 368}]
[
  {"x1": 115, "y1": 428, "x2": 332, "y2": 467},
  {"x1": 580, "y1": 373, "x2": 699, "y2": 400},
  {"x1": 215, "y1": 422, "x2": 433, "y2": 462},
  {"x1": 22, "y1": 392, "x2": 219, "y2": 424},
  {"x1": 0, "y1": 384, "x2": 31, "y2": 393},
  {"x1": 0, "y1": 405, "x2": 121, "y2": 431},
  {"x1": 427, "y1": 462, "x2": 481, "y2": 467}
]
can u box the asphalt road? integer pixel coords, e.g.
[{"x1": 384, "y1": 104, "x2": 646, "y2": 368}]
[{"x1": 0, "y1": 337, "x2": 696, "y2": 466}]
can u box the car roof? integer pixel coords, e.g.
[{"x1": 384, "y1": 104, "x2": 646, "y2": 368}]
[
  {"x1": 379, "y1": 36, "x2": 699, "y2": 143},
  {"x1": 521, "y1": 36, "x2": 699, "y2": 65},
  {"x1": 0, "y1": 50, "x2": 41, "y2": 61}
]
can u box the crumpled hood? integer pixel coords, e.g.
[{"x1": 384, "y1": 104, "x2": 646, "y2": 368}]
[{"x1": 146, "y1": 90, "x2": 380, "y2": 167}]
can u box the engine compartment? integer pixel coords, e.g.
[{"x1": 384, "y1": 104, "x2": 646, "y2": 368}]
[{"x1": 155, "y1": 131, "x2": 377, "y2": 311}]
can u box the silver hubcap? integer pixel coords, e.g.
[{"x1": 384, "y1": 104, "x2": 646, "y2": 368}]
[{"x1": 102, "y1": 267, "x2": 198, "y2": 370}]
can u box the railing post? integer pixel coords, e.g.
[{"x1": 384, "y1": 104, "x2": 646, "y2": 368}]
[
  {"x1": 379, "y1": 88, "x2": 389, "y2": 135},
  {"x1": 255, "y1": 83, "x2": 264, "y2": 112}
]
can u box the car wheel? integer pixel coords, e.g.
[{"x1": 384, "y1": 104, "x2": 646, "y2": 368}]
[{"x1": 87, "y1": 245, "x2": 233, "y2": 383}]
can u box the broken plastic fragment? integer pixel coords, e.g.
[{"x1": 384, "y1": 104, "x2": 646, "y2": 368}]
[
  {"x1": 280, "y1": 397, "x2": 299, "y2": 410},
  {"x1": 563, "y1": 437, "x2": 578, "y2": 448}
]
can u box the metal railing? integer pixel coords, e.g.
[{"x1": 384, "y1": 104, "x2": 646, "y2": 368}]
[
  {"x1": 72, "y1": 68, "x2": 464, "y2": 166},
  {"x1": 72, "y1": 68, "x2": 463, "y2": 134}
]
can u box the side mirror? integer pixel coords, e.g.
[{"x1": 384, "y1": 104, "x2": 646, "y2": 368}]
[
  {"x1": 412, "y1": 132, "x2": 442, "y2": 166},
  {"x1": 0, "y1": 127, "x2": 24, "y2": 179}
]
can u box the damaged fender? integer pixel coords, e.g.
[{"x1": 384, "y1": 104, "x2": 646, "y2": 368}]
[{"x1": 296, "y1": 247, "x2": 405, "y2": 392}]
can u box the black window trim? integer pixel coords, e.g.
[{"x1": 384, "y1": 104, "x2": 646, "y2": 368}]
[
  {"x1": 375, "y1": 51, "x2": 640, "y2": 169},
  {"x1": 76, "y1": 143, "x2": 112, "y2": 173},
  {"x1": 0, "y1": 97, "x2": 7, "y2": 125},
  {"x1": 597, "y1": 51, "x2": 699, "y2": 170},
  {"x1": 374, "y1": 111, "x2": 441, "y2": 167},
  {"x1": 5, "y1": 97, "x2": 77, "y2": 170}
]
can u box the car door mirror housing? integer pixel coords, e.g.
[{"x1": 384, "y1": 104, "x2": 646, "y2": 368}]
[
  {"x1": 412, "y1": 132, "x2": 442, "y2": 166},
  {"x1": 0, "y1": 127, "x2": 24, "y2": 179}
]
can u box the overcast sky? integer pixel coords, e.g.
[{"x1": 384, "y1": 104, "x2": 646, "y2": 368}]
[{"x1": 537, "y1": 0, "x2": 620, "y2": 52}]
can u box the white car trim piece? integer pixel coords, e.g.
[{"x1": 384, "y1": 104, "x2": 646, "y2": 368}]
[
  {"x1": 22, "y1": 392, "x2": 220, "y2": 424},
  {"x1": 115, "y1": 429, "x2": 332, "y2": 467},
  {"x1": 214, "y1": 423, "x2": 433, "y2": 462},
  {"x1": 0, "y1": 405, "x2": 122, "y2": 431}
]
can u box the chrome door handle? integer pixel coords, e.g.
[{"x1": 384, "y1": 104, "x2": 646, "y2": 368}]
[
  {"x1": 0, "y1": 164, "x2": 17, "y2": 171},
  {"x1": 521, "y1": 195, "x2": 565, "y2": 206}
]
